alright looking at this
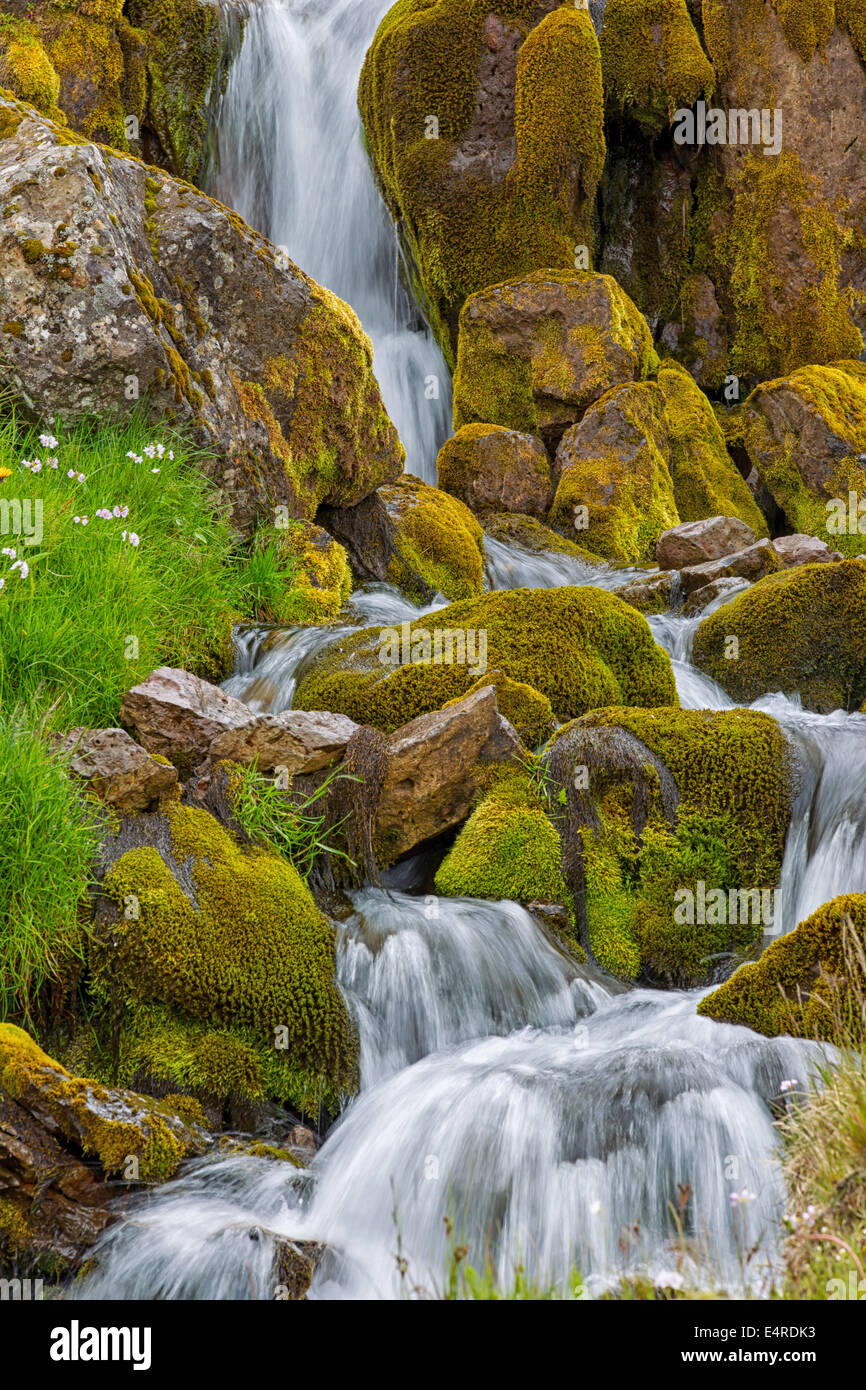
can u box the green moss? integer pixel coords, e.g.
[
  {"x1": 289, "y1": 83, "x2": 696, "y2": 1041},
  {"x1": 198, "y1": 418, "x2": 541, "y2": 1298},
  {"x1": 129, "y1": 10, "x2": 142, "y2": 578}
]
[
  {"x1": 434, "y1": 771, "x2": 572, "y2": 913},
  {"x1": 443, "y1": 670, "x2": 554, "y2": 748},
  {"x1": 698, "y1": 893, "x2": 866, "y2": 1039},
  {"x1": 692, "y1": 558, "x2": 866, "y2": 712},
  {"x1": 773, "y1": 0, "x2": 836, "y2": 63},
  {"x1": 0, "y1": 19, "x2": 62, "y2": 118},
  {"x1": 482, "y1": 511, "x2": 605, "y2": 567},
  {"x1": 743, "y1": 361, "x2": 866, "y2": 557},
  {"x1": 358, "y1": 1, "x2": 605, "y2": 360},
  {"x1": 658, "y1": 358, "x2": 768, "y2": 533},
  {"x1": 381, "y1": 474, "x2": 485, "y2": 601},
  {"x1": 95, "y1": 805, "x2": 358, "y2": 1103},
  {"x1": 600, "y1": 0, "x2": 715, "y2": 135},
  {"x1": 249, "y1": 519, "x2": 352, "y2": 626},
  {"x1": 295, "y1": 584, "x2": 678, "y2": 734},
  {"x1": 549, "y1": 382, "x2": 679, "y2": 565},
  {"x1": 837, "y1": 0, "x2": 866, "y2": 62}
]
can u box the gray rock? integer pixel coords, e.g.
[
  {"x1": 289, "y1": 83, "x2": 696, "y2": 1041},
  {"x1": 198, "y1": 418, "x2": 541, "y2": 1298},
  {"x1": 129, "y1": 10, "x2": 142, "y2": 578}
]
[
  {"x1": 53, "y1": 726, "x2": 178, "y2": 811},
  {"x1": 656, "y1": 516, "x2": 758, "y2": 570}
]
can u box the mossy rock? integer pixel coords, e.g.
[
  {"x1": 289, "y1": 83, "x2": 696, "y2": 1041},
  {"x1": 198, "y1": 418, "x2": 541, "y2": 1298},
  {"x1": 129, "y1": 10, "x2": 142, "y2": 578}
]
[
  {"x1": 658, "y1": 358, "x2": 768, "y2": 535},
  {"x1": 0, "y1": 15, "x2": 63, "y2": 120},
  {"x1": 294, "y1": 585, "x2": 678, "y2": 734},
  {"x1": 0, "y1": 1022, "x2": 207, "y2": 1184},
  {"x1": 742, "y1": 361, "x2": 866, "y2": 558},
  {"x1": 697, "y1": 893, "x2": 866, "y2": 1040},
  {"x1": 379, "y1": 474, "x2": 485, "y2": 602},
  {"x1": 92, "y1": 802, "x2": 359, "y2": 1114},
  {"x1": 543, "y1": 706, "x2": 795, "y2": 985},
  {"x1": 453, "y1": 270, "x2": 658, "y2": 449},
  {"x1": 600, "y1": 0, "x2": 715, "y2": 136},
  {"x1": 434, "y1": 771, "x2": 574, "y2": 919},
  {"x1": 482, "y1": 511, "x2": 605, "y2": 567},
  {"x1": 436, "y1": 422, "x2": 553, "y2": 519},
  {"x1": 550, "y1": 381, "x2": 679, "y2": 564},
  {"x1": 359, "y1": 1, "x2": 605, "y2": 361},
  {"x1": 443, "y1": 670, "x2": 555, "y2": 748},
  {"x1": 250, "y1": 519, "x2": 351, "y2": 626},
  {"x1": 692, "y1": 558, "x2": 866, "y2": 712}
]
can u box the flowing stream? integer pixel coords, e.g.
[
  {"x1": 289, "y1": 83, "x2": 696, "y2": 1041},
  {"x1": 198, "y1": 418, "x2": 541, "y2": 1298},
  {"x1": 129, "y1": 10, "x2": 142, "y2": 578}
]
[{"x1": 73, "y1": 0, "x2": 866, "y2": 1302}]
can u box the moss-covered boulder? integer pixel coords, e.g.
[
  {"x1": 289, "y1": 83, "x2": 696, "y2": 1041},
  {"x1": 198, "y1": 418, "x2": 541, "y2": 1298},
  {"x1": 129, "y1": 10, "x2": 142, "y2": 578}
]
[
  {"x1": 600, "y1": 0, "x2": 715, "y2": 136},
  {"x1": 698, "y1": 893, "x2": 866, "y2": 1040},
  {"x1": 543, "y1": 707, "x2": 795, "y2": 985},
  {"x1": 692, "y1": 559, "x2": 866, "y2": 712},
  {"x1": 249, "y1": 520, "x2": 352, "y2": 626},
  {"x1": 90, "y1": 802, "x2": 359, "y2": 1116},
  {"x1": 442, "y1": 670, "x2": 555, "y2": 748},
  {"x1": 482, "y1": 511, "x2": 605, "y2": 568},
  {"x1": 658, "y1": 359, "x2": 768, "y2": 533},
  {"x1": 453, "y1": 271, "x2": 658, "y2": 451},
  {"x1": 0, "y1": 0, "x2": 233, "y2": 181},
  {"x1": 549, "y1": 381, "x2": 679, "y2": 564},
  {"x1": 742, "y1": 362, "x2": 866, "y2": 558},
  {"x1": 294, "y1": 585, "x2": 677, "y2": 734},
  {"x1": 0, "y1": 93, "x2": 403, "y2": 535},
  {"x1": 437, "y1": 422, "x2": 553, "y2": 518},
  {"x1": 358, "y1": 1, "x2": 605, "y2": 360},
  {"x1": 434, "y1": 771, "x2": 573, "y2": 915}
]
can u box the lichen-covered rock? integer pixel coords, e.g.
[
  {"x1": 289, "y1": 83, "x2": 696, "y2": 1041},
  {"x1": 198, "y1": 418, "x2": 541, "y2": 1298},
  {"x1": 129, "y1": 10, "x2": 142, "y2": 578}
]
[
  {"x1": 433, "y1": 771, "x2": 572, "y2": 914},
  {"x1": 600, "y1": 0, "x2": 715, "y2": 136},
  {"x1": 657, "y1": 359, "x2": 768, "y2": 534},
  {"x1": 697, "y1": 893, "x2": 866, "y2": 1040},
  {"x1": 51, "y1": 726, "x2": 178, "y2": 812},
  {"x1": 207, "y1": 710, "x2": 359, "y2": 777},
  {"x1": 453, "y1": 271, "x2": 658, "y2": 452},
  {"x1": 91, "y1": 802, "x2": 359, "y2": 1114},
  {"x1": 615, "y1": 571, "x2": 676, "y2": 616},
  {"x1": 0, "y1": 94, "x2": 404, "y2": 534},
  {"x1": 358, "y1": 1, "x2": 605, "y2": 360},
  {"x1": 656, "y1": 514, "x2": 759, "y2": 570},
  {"x1": 549, "y1": 381, "x2": 679, "y2": 564},
  {"x1": 542, "y1": 707, "x2": 795, "y2": 985},
  {"x1": 294, "y1": 585, "x2": 678, "y2": 734},
  {"x1": 692, "y1": 558, "x2": 866, "y2": 712},
  {"x1": 743, "y1": 362, "x2": 866, "y2": 559},
  {"x1": 437, "y1": 423, "x2": 553, "y2": 518},
  {"x1": 248, "y1": 520, "x2": 352, "y2": 626}
]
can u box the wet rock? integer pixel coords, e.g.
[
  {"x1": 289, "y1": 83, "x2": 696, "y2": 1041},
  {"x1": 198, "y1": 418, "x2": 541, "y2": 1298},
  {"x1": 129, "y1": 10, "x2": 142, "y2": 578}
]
[
  {"x1": 207, "y1": 710, "x2": 360, "y2": 776},
  {"x1": 772, "y1": 534, "x2": 845, "y2": 568},
  {"x1": 437, "y1": 423, "x2": 553, "y2": 518},
  {"x1": 682, "y1": 576, "x2": 749, "y2": 618},
  {"x1": 120, "y1": 668, "x2": 251, "y2": 776},
  {"x1": 678, "y1": 539, "x2": 781, "y2": 595},
  {"x1": 272, "y1": 1237, "x2": 324, "y2": 1300},
  {"x1": 52, "y1": 727, "x2": 178, "y2": 812},
  {"x1": 0, "y1": 94, "x2": 403, "y2": 535},
  {"x1": 656, "y1": 516, "x2": 758, "y2": 570},
  {"x1": 615, "y1": 571, "x2": 677, "y2": 615}
]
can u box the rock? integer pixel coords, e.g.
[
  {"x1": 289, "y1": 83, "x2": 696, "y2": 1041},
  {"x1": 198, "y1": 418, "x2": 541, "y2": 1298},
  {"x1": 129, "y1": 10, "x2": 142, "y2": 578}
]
[
  {"x1": 358, "y1": 3, "x2": 605, "y2": 358},
  {"x1": 437, "y1": 423, "x2": 553, "y2": 518},
  {"x1": 247, "y1": 521, "x2": 352, "y2": 626},
  {"x1": 0, "y1": 1022, "x2": 209, "y2": 1275},
  {"x1": 615, "y1": 571, "x2": 677, "y2": 615},
  {"x1": 682, "y1": 577, "x2": 749, "y2": 618},
  {"x1": 772, "y1": 534, "x2": 845, "y2": 568},
  {"x1": 678, "y1": 539, "x2": 781, "y2": 595},
  {"x1": 698, "y1": 893, "x2": 866, "y2": 1041},
  {"x1": 453, "y1": 271, "x2": 658, "y2": 452},
  {"x1": 443, "y1": 670, "x2": 554, "y2": 748},
  {"x1": 272, "y1": 1237, "x2": 324, "y2": 1300},
  {"x1": 692, "y1": 558, "x2": 866, "y2": 713},
  {"x1": 549, "y1": 381, "x2": 678, "y2": 565},
  {"x1": 542, "y1": 707, "x2": 795, "y2": 986},
  {"x1": 319, "y1": 476, "x2": 484, "y2": 603},
  {"x1": 0, "y1": 94, "x2": 403, "y2": 534},
  {"x1": 294, "y1": 585, "x2": 678, "y2": 733},
  {"x1": 600, "y1": 0, "x2": 714, "y2": 138},
  {"x1": 656, "y1": 515, "x2": 759, "y2": 570},
  {"x1": 656, "y1": 360, "x2": 768, "y2": 535},
  {"x1": 482, "y1": 512, "x2": 604, "y2": 567},
  {"x1": 207, "y1": 710, "x2": 360, "y2": 775},
  {"x1": 52, "y1": 727, "x2": 178, "y2": 812},
  {"x1": 375, "y1": 687, "x2": 523, "y2": 864},
  {"x1": 120, "y1": 668, "x2": 251, "y2": 775},
  {"x1": 657, "y1": 273, "x2": 729, "y2": 393},
  {"x1": 743, "y1": 363, "x2": 866, "y2": 558}
]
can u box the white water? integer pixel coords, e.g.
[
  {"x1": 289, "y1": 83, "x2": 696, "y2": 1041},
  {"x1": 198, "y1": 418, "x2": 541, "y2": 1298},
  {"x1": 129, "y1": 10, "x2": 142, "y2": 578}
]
[{"x1": 208, "y1": 0, "x2": 451, "y2": 482}]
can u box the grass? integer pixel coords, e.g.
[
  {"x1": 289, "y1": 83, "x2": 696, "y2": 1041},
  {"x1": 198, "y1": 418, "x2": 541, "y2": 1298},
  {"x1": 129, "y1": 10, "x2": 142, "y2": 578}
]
[
  {"x1": 230, "y1": 759, "x2": 359, "y2": 881},
  {"x1": 0, "y1": 407, "x2": 248, "y2": 731}
]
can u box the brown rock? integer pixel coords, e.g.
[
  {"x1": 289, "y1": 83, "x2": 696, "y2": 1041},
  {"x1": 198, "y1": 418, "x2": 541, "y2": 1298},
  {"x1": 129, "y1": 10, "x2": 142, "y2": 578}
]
[
  {"x1": 120, "y1": 667, "x2": 251, "y2": 774},
  {"x1": 656, "y1": 516, "x2": 758, "y2": 570},
  {"x1": 375, "y1": 687, "x2": 523, "y2": 864},
  {"x1": 437, "y1": 424, "x2": 553, "y2": 517},
  {"x1": 53, "y1": 727, "x2": 178, "y2": 812},
  {"x1": 772, "y1": 534, "x2": 845, "y2": 568},
  {"x1": 679, "y1": 540, "x2": 782, "y2": 595},
  {"x1": 682, "y1": 576, "x2": 750, "y2": 617},
  {"x1": 208, "y1": 711, "x2": 360, "y2": 775}
]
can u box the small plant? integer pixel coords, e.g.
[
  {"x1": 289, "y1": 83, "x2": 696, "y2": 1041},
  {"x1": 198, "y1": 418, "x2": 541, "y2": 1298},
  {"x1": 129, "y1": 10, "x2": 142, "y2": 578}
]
[{"x1": 231, "y1": 759, "x2": 360, "y2": 880}]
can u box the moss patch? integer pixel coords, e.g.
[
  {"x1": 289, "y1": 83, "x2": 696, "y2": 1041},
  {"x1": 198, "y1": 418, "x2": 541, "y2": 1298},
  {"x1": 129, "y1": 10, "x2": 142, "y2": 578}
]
[{"x1": 600, "y1": 0, "x2": 715, "y2": 135}]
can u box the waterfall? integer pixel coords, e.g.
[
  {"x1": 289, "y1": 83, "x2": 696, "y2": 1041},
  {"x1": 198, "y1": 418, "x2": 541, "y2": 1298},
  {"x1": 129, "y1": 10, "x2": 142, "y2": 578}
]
[{"x1": 208, "y1": 0, "x2": 452, "y2": 483}]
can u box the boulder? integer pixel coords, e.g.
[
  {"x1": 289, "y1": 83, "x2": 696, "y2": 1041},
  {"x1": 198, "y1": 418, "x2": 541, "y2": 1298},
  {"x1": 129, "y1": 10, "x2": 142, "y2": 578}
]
[
  {"x1": 682, "y1": 576, "x2": 749, "y2": 617},
  {"x1": 549, "y1": 381, "x2": 679, "y2": 564},
  {"x1": 0, "y1": 94, "x2": 404, "y2": 534},
  {"x1": 208, "y1": 711, "x2": 360, "y2": 775},
  {"x1": 120, "y1": 667, "x2": 251, "y2": 775},
  {"x1": 692, "y1": 558, "x2": 866, "y2": 712},
  {"x1": 358, "y1": 3, "x2": 605, "y2": 358},
  {"x1": 600, "y1": 0, "x2": 715, "y2": 138},
  {"x1": 615, "y1": 571, "x2": 677, "y2": 615},
  {"x1": 678, "y1": 539, "x2": 781, "y2": 595},
  {"x1": 453, "y1": 271, "x2": 658, "y2": 451},
  {"x1": 772, "y1": 533, "x2": 845, "y2": 568},
  {"x1": 247, "y1": 521, "x2": 352, "y2": 627},
  {"x1": 375, "y1": 687, "x2": 523, "y2": 864},
  {"x1": 52, "y1": 726, "x2": 178, "y2": 812},
  {"x1": 482, "y1": 511, "x2": 604, "y2": 567},
  {"x1": 437, "y1": 423, "x2": 553, "y2": 518},
  {"x1": 743, "y1": 363, "x2": 866, "y2": 558},
  {"x1": 656, "y1": 515, "x2": 758, "y2": 570}
]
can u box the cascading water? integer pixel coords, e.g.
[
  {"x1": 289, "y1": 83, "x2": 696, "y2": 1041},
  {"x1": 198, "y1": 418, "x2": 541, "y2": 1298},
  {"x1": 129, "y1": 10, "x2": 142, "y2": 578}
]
[{"x1": 208, "y1": 0, "x2": 451, "y2": 482}]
